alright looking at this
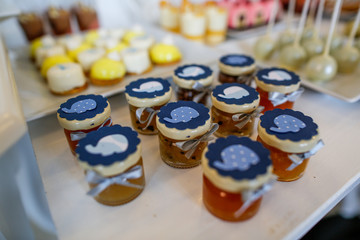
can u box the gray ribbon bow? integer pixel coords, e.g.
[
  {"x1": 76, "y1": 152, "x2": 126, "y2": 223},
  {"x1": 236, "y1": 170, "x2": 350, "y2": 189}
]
[
  {"x1": 268, "y1": 87, "x2": 304, "y2": 107},
  {"x1": 234, "y1": 175, "x2": 277, "y2": 218},
  {"x1": 86, "y1": 165, "x2": 143, "y2": 197},
  {"x1": 175, "y1": 123, "x2": 219, "y2": 159},
  {"x1": 287, "y1": 139, "x2": 324, "y2": 171},
  {"x1": 191, "y1": 82, "x2": 213, "y2": 104},
  {"x1": 70, "y1": 117, "x2": 113, "y2": 141},
  {"x1": 135, "y1": 107, "x2": 160, "y2": 130},
  {"x1": 232, "y1": 106, "x2": 265, "y2": 129}
]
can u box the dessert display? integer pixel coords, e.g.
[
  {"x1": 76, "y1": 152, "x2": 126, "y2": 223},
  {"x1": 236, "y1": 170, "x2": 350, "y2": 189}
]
[
  {"x1": 202, "y1": 136, "x2": 274, "y2": 221},
  {"x1": 218, "y1": 54, "x2": 256, "y2": 85},
  {"x1": 73, "y1": 2, "x2": 99, "y2": 31},
  {"x1": 76, "y1": 125, "x2": 145, "y2": 206},
  {"x1": 77, "y1": 48, "x2": 106, "y2": 74},
  {"x1": 173, "y1": 64, "x2": 213, "y2": 104},
  {"x1": 47, "y1": 63, "x2": 87, "y2": 95},
  {"x1": 40, "y1": 55, "x2": 73, "y2": 78},
  {"x1": 211, "y1": 83, "x2": 262, "y2": 138},
  {"x1": 149, "y1": 36, "x2": 182, "y2": 65},
  {"x1": 156, "y1": 101, "x2": 217, "y2": 168},
  {"x1": 35, "y1": 45, "x2": 66, "y2": 67},
  {"x1": 255, "y1": 67, "x2": 303, "y2": 112},
  {"x1": 121, "y1": 47, "x2": 152, "y2": 75},
  {"x1": 205, "y1": 2, "x2": 228, "y2": 45},
  {"x1": 47, "y1": 7, "x2": 72, "y2": 36},
  {"x1": 90, "y1": 57, "x2": 126, "y2": 86},
  {"x1": 18, "y1": 13, "x2": 45, "y2": 41},
  {"x1": 125, "y1": 78, "x2": 172, "y2": 135},
  {"x1": 257, "y1": 109, "x2": 324, "y2": 181},
  {"x1": 57, "y1": 94, "x2": 113, "y2": 155}
]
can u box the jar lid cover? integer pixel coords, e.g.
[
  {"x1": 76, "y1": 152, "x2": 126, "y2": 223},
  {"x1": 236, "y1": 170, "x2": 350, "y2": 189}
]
[
  {"x1": 76, "y1": 125, "x2": 140, "y2": 166},
  {"x1": 219, "y1": 54, "x2": 254, "y2": 67},
  {"x1": 57, "y1": 94, "x2": 108, "y2": 121},
  {"x1": 212, "y1": 83, "x2": 259, "y2": 105},
  {"x1": 256, "y1": 67, "x2": 300, "y2": 86},
  {"x1": 260, "y1": 109, "x2": 318, "y2": 142},
  {"x1": 205, "y1": 136, "x2": 271, "y2": 181},
  {"x1": 174, "y1": 64, "x2": 213, "y2": 80},
  {"x1": 125, "y1": 77, "x2": 171, "y2": 99},
  {"x1": 157, "y1": 101, "x2": 210, "y2": 130}
]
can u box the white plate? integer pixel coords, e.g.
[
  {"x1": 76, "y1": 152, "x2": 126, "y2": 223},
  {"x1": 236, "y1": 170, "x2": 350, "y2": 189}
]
[
  {"x1": 218, "y1": 35, "x2": 360, "y2": 103},
  {"x1": 9, "y1": 26, "x2": 223, "y2": 122}
]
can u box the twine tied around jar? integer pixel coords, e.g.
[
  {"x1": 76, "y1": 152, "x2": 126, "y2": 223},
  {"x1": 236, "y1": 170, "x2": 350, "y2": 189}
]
[
  {"x1": 234, "y1": 175, "x2": 277, "y2": 218},
  {"x1": 287, "y1": 139, "x2": 324, "y2": 171},
  {"x1": 268, "y1": 87, "x2": 304, "y2": 107},
  {"x1": 175, "y1": 123, "x2": 219, "y2": 159},
  {"x1": 70, "y1": 117, "x2": 113, "y2": 141},
  {"x1": 191, "y1": 82, "x2": 213, "y2": 104},
  {"x1": 86, "y1": 165, "x2": 144, "y2": 197},
  {"x1": 232, "y1": 106, "x2": 265, "y2": 129},
  {"x1": 135, "y1": 107, "x2": 160, "y2": 130}
]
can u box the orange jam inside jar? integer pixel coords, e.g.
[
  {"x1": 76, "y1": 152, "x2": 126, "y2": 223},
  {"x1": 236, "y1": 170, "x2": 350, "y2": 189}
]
[
  {"x1": 218, "y1": 54, "x2": 256, "y2": 86},
  {"x1": 202, "y1": 136, "x2": 273, "y2": 222},
  {"x1": 255, "y1": 67, "x2": 302, "y2": 113},
  {"x1": 258, "y1": 108, "x2": 323, "y2": 182},
  {"x1": 173, "y1": 64, "x2": 214, "y2": 105},
  {"x1": 156, "y1": 101, "x2": 215, "y2": 168},
  {"x1": 76, "y1": 125, "x2": 145, "y2": 206},
  {"x1": 57, "y1": 94, "x2": 112, "y2": 155},
  {"x1": 125, "y1": 77, "x2": 172, "y2": 135},
  {"x1": 211, "y1": 83, "x2": 261, "y2": 138}
]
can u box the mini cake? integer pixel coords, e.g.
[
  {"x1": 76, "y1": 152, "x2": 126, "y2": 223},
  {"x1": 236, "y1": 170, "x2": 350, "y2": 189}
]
[
  {"x1": 67, "y1": 43, "x2": 92, "y2": 61},
  {"x1": 58, "y1": 34, "x2": 84, "y2": 50},
  {"x1": 149, "y1": 36, "x2": 182, "y2": 65},
  {"x1": 107, "y1": 42, "x2": 129, "y2": 53},
  {"x1": 41, "y1": 55, "x2": 73, "y2": 77},
  {"x1": 258, "y1": 109, "x2": 324, "y2": 181},
  {"x1": 202, "y1": 136, "x2": 273, "y2": 221},
  {"x1": 47, "y1": 63, "x2": 87, "y2": 95},
  {"x1": 77, "y1": 48, "x2": 106, "y2": 74},
  {"x1": 121, "y1": 47, "x2": 152, "y2": 75},
  {"x1": 76, "y1": 125, "x2": 145, "y2": 206},
  {"x1": 90, "y1": 57, "x2": 126, "y2": 85},
  {"x1": 173, "y1": 64, "x2": 213, "y2": 104},
  {"x1": 180, "y1": 9, "x2": 206, "y2": 42},
  {"x1": 94, "y1": 36, "x2": 118, "y2": 49},
  {"x1": 30, "y1": 35, "x2": 56, "y2": 60},
  {"x1": 159, "y1": 0, "x2": 180, "y2": 32},
  {"x1": 211, "y1": 83, "x2": 261, "y2": 138},
  {"x1": 57, "y1": 94, "x2": 112, "y2": 155},
  {"x1": 47, "y1": 7, "x2": 72, "y2": 35},
  {"x1": 156, "y1": 101, "x2": 217, "y2": 168},
  {"x1": 130, "y1": 35, "x2": 155, "y2": 50},
  {"x1": 84, "y1": 29, "x2": 104, "y2": 45},
  {"x1": 218, "y1": 54, "x2": 256, "y2": 85},
  {"x1": 205, "y1": 3, "x2": 228, "y2": 45},
  {"x1": 35, "y1": 45, "x2": 66, "y2": 67},
  {"x1": 125, "y1": 78, "x2": 172, "y2": 135},
  {"x1": 74, "y1": 2, "x2": 99, "y2": 31},
  {"x1": 123, "y1": 26, "x2": 145, "y2": 44},
  {"x1": 255, "y1": 67, "x2": 302, "y2": 112},
  {"x1": 108, "y1": 28, "x2": 125, "y2": 41},
  {"x1": 18, "y1": 12, "x2": 44, "y2": 41}
]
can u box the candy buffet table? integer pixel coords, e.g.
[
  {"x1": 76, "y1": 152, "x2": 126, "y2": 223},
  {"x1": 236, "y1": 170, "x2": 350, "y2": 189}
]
[{"x1": 27, "y1": 85, "x2": 360, "y2": 239}]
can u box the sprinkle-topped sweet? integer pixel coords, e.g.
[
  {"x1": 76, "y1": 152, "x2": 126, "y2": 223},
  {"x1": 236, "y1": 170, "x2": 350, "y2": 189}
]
[
  {"x1": 256, "y1": 67, "x2": 300, "y2": 87},
  {"x1": 220, "y1": 54, "x2": 255, "y2": 67},
  {"x1": 203, "y1": 136, "x2": 272, "y2": 191}
]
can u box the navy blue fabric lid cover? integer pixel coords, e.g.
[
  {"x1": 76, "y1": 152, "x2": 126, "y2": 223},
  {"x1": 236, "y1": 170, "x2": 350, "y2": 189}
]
[
  {"x1": 157, "y1": 101, "x2": 210, "y2": 130},
  {"x1": 125, "y1": 77, "x2": 171, "y2": 99},
  {"x1": 220, "y1": 54, "x2": 255, "y2": 67},
  {"x1": 174, "y1": 64, "x2": 213, "y2": 80},
  {"x1": 76, "y1": 125, "x2": 140, "y2": 166},
  {"x1": 256, "y1": 67, "x2": 300, "y2": 86},
  {"x1": 206, "y1": 136, "x2": 271, "y2": 180},
  {"x1": 58, "y1": 94, "x2": 108, "y2": 121},
  {"x1": 213, "y1": 83, "x2": 259, "y2": 105},
  {"x1": 260, "y1": 108, "x2": 318, "y2": 141}
]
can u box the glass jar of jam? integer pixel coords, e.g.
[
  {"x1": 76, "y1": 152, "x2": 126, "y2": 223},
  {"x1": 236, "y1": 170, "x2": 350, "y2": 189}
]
[
  {"x1": 257, "y1": 109, "x2": 324, "y2": 182},
  {"x1": 125, "y1": 77, "x2": 172, "y2": 135},
  {"x1": 57, "y1": 94, "x2": 112, "y2": 155},
  {"x1": 156, "y1": 101, "x2": 217, "y2": 168},
  {"x1": 76, "y1": 125, "x2": 145, "y2": 206},
  {"x1": 218, "y1": 54, "x2": 256, "y2": 85},
  {"x1": 255, "y1": 67, "x2": 303, "y2": 113},
  {"x1": 202, "y1": 136, "x2": 273, "y2": 222},
  {"x1": 173, "y1": 64, "x2": 214, "y2": 105},
  {"x1": 211, "y1": 83, "x2": 262, "y2": 138}
]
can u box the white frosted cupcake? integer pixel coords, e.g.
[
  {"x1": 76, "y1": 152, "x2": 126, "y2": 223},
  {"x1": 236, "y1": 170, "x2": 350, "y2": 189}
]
[
  {"x1": 121, "y1": 47, "x2": 152, "y2": 75},
  {"x1": 77, "y1": 48, "x2": 106, "y2": 73}
]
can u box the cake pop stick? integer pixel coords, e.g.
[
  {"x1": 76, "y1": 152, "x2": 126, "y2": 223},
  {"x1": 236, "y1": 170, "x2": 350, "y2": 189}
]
[
  {"x1": 302, "y1": 0, "x2": 319, "y2": 41},
  {"x1": 279, "y1": 0, "x2": 296, "y2": 48},
  {"x1": 305, "y1": 0, "x2": 343, "y2": 81},
  {"x1": 279, "y1": 0, "x2": 311, "y2": 70},
  {"x1": 303, "y1": 0, "x2": 325, "y2": 58},
  {"x1": 253, "y1": 0, "x2": 279, "y2": 60},
  {"x1": 333, "y1": 6, "x2": 360, "y2": 73}
]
